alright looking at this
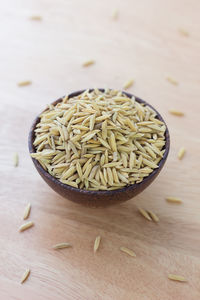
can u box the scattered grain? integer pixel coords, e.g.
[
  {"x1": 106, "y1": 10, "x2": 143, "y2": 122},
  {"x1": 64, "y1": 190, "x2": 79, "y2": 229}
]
[
  {"x1": 21, "y1": 269, "x2": 30, "y2": 284},
  {"x1": 82, "y1": 60, "x2": 95, "y2": 67},
  {"x1": 148, "y1": 210, "x2": 159, "y2": 222},
  {"x1": 168, "y1": 274, "x2": 187, "y2": 282},
  {"x1": 166, "y1": 77, "x2": 178, "y2": 85},
  {"x1": 169, "y1": 110, "x2": 184, "y2": 116},
  {"x1": 23, "y1": 203, "x2": 31, "y2": 220},
  {"x1": 53, "y1": 243, "x2": 72, "y2": 249},
  {"x1": 178, "y1": 147, "x2": 186, "y2": 160},
  {"x1": 179, "y1": 28, "x2": 189, "y2": 37},
  {"x1": 138, "y1": 208, "x2": 152, "y2": 221},
  {"x1": 19, "y1": 221, "x2": 34, "y2": 232},
  {"x1": 30, "y1": 16, "x2": 42, "y2": 21},
  {"x1": 112, "y1": 9, "x2": 119, "y2": 20},
  {"x1": 94, "y1": 236, "x2": 101, "y2": 253},
  {"x1": 17, "y1": 81, "x2": 32, "y2": 87},
  {"x1": 13, "y1": 152, "x2": 19, "y2": 167},
  {"x1": 123, "y1": 79, "x2": 134, "y2": 90},
  {"x1": 166, "y1": 197, "x2": 182, "y2": 204},
  {"x1": 120, "y1": 247, "x2": 136, "y2": 257}
]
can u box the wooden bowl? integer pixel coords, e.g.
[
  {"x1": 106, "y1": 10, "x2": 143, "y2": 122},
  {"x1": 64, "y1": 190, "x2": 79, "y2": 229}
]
[{"x1": 28, "y1": 89, "x2": 170, "y2": 207}]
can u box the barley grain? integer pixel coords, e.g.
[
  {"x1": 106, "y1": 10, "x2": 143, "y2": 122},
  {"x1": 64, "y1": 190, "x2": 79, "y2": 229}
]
[
  {"x1": 82, "y1": 60, "x2": 95, "y2": 67},
  {"x1": 13, "y1": 152, "x2": 19, "y2": 167},
  {"x1": 123, "y1": 79, "x2": 134, "y2": 90},
  {"x1": 178, "y1": 147, "x2": 185, "y2": 160},
  {"x1": 30, "y1": 16, "x2": 42, "y2": 21},
  {"x1": 18, "y1": 81, "x2": 32, "y2": 87},
  {"x1": 94, "y1": 236, "x2": 101, "y2": 253},
  {"x1": 53, "y1": 243, "x2": 72, "y2": 249},
  {"x1": 166, "y1": 197, "x2": 182, "y2": 204},
  {"x1": 148, "y1": 210, "x2": 159, "y2": 222},
  {"x1": 120, "y1": 247, "x2": 136, "y2": 257},
  {"x1": 23, "y1": 203, "x2": 31, "y2": 220},
  {"x1": 179, "y1": 28, "x2": 189, "y2": 37},
  {"x1": 169, "y1": 110, "x2": 184, "y2": 116},
  {"x1": 166, "y1": 77, "x2": 178, "y2": 85},
  {"x1": 19, "y1": 221, "x2": 34, "y2": 232},
  {"x1": 112, "y1": 9, "x2": 119, "y2": 20},
  {"x1": 21, "y1": 269, "x2": 30, "y2": 284},
  {"x1": 138, "y1": 208, "x2": 152, "y2": 221},
  {"x1": 168, "y1": 274, "x2": 187, "y2": 282}
]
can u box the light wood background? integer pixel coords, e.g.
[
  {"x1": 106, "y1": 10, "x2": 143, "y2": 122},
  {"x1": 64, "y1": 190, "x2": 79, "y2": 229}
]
[{"x1": 0, "y1": 0, "x2": 200, "y2": 299}]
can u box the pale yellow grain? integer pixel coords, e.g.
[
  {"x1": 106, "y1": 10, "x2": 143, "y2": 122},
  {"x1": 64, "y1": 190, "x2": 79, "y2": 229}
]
[
  {"x1": 121, "y1": 153, "x2": 128, "y2": 168},
  {"x1": 21, "y1": 269, "x2": 30, "y2": 284},
  {"x1": 138, "y1": 208, "x2": 152, "y2": 221},
  {"x1": 81, "y1": 130, "x2": 100, "y2": 143},
  {"x1": 129, "y1": 152, "x2": 136, "y2": 169},
  {"x1": 103, "y1": 168, "x2": 108, "y2": 183},
  {"x1": 30, "y1": 15, "x2": 42, "y2": 21},
  {"x1": 13, "y1": 152, "x2": 19, "y2": 167},
  {"x1": 19, "y1": 221, "x2": 34, "y2": 232},
  {"x1": 96, "y1": 114, "x2": 111, "y2": 122},
  {"x1": 123, "y1": 79, "x2": 134, "y2": 90},
  {"x1": 135, "y1": 140, "x2": 146, "y2": 153},
  {"x1": 53, "y1": 242, "x2": 72, "y2": 249},
  {"x1": 110, "y1": 131, "x2": 117, "y2": 152},
  {"x1": 61, "y1": 166, "x2": 76, "y2": 180},
  {"x1": 142, "y1": 158, "x2": 158, "y2": 169},
  {"x1": 166, "y1": 77, "x2": 178, "y2": 85},
  {"x1": 83, "y1": 163, "x2": 92, "y2": 178},
  {"x1": 102, "y1": 120, "x2": 107, "y2": 140},
  {"x1": 126, "y1": 118, "x2": 137, "y2": 131},
  {"x1": 120, "y1": 247, "x2": 136, "y2": 257},
  {"x1": 82, "y1": 60, "x2": 95, "y2": 67},
  {"x1": 18, "y1": 80, "x2": 32, "y2": 87},
  {"x1": 88, "y1": 165, "x2": 99, "y2": 180},
  {"x1": 168, "y1": 274, "x2": 187, "y2": 282},
  {"x1": 94, "y1": 236, "x2": 101, "y2": 253},
  {"x1": 112, "y1": 168, "x2": 119, "y2": 183},
  {"x1": 166, "y1": 197, "x2": 182, "y2": 204},
  {"x1": 112, "y1": 9, "x2": 119, "y2": 20},
  {"x1": 90, "y1": 114, "x2": 96, "y2": 131},
  {"x1": 113, "y1": 151, "x2": 118, "y2": 161},
  {"x1": 62, "y1": 180, "x2": 78, "y2": 188},
  {"x1": 71, "y1": 125, "x2": 89, "y2": 131},
  {"x1": 178, "y1": 28, "x2": 189, "y2": 37},
  {"x1": 98, "y1": 137, "x2": 111, "y2": 149},
  {"x1": 23, "y1": 203, "x2": 31, "y2": 220},
  {"x1": 103, "y1": 162, "x2": 121, "y2": 168},
  {"x1": 178, "y1": 147, "x2": 185, "y2": 160},
  {"x1": 117, "y1": 172, "x2": 129, "y2": 184},
  {"x1": 148, "y1": 210, "x2": 159, "y2": 223},
  {"x1": 82, "y1": 157, "x2": 93, "y2": 172},
  {"x1": 107, "y1": 167, "x2": 113, "y2": 185},
  {"x1": 99, "y1": 170, "x2": 107, "y2": 186},
  {"x1": 145, "y1": 146, "x2": 157, "y2": 159},
  {"x1": 169, "y1": 110, "x2": 184, "y2": 116},
  {"x1": 148, "y1": 143, "x2": 163, "y2": 157}
]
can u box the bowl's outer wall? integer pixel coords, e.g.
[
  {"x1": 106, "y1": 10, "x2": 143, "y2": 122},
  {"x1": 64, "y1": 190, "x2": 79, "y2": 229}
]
[{"x1": 28, "y1": 89, "x2": 170, "y2": 207}]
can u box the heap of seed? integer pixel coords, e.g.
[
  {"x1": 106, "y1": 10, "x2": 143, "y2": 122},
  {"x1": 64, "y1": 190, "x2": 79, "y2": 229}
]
[{"x1": 31, "y1": 89, "x2": 166, "y2": 190}]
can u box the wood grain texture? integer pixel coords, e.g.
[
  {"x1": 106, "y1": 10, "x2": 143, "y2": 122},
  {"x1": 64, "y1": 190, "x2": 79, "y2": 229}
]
[{"x1": 0, "y1": 0, "x2": 200, "y2": 299}]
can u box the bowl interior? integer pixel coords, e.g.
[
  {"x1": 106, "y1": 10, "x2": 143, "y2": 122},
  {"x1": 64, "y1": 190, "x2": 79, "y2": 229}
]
[{"x1": 28, "y1": 89, "x2": 170, "y2": 196}]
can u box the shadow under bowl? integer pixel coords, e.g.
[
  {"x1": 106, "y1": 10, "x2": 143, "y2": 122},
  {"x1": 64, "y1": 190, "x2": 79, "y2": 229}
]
[{"x1": 28, "y1": 89, "x2": 170, "y2": 207}]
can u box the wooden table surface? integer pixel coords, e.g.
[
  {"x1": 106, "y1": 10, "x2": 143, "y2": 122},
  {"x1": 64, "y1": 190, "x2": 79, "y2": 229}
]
[{"x1": 1, "y1": 0, "x2": 200, "y2": 299}]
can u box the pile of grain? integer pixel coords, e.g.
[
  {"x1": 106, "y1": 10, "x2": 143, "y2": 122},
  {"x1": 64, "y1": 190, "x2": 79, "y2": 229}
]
[{"x1": 31, "y1": 89, "x2": 166, "y2": 190}]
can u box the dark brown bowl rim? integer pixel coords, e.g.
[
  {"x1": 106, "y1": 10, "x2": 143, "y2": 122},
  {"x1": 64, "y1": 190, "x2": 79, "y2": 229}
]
[{"x1": 28, "y1": 89, "x2": 170, "y2": 196}]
